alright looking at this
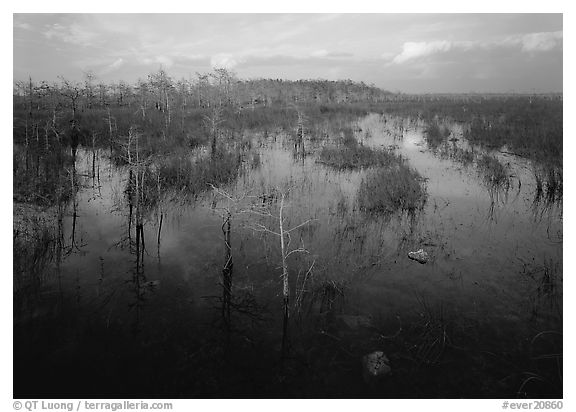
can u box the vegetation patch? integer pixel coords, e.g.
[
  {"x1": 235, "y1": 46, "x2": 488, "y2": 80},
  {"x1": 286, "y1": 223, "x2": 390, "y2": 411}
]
[
  {"x1": 424, "y1": 122, "x2": 451, "y2": 149},
  {"x1": 533, "y1": 164, "x2": 563, "y2": 205},
  {"x1": 438, "y1": 145, "x2": 476, "y2": 167},
  {"x1": 358, "y1": 160, "x2": 427, "y2": 215},
  {"x1": 317, "y1": 144, "x2": 400, "y2": 170},
  {"x1": 13, "y1": 144, "x2": 76, "y2": 206},
  {"x1": 156, "y1": 149, "x2": 244, "y2": 197},
  {"x1": 13, "y1": 203, "x2": 57, "y2": 295},
  {"x1": 476, "y1": 154, "x2": 511, "y2": 189}
]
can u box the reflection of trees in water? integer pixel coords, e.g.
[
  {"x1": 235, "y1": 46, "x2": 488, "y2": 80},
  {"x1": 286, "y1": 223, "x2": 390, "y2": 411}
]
[
  {"x1": 13, "y1": 149, "x2": 87, "y2": 319},
  {"x1": 63, "y1": 160, "x2": 82, "y2": 248},
  {"x1": 221, "y1": 211, "x2": 233, "y2": 330},
  {"x1": 210, "y1": 184, "x2": 318, "y2": 366},
  {"x1": 131, "y1": 210, "x2": 147, "y2": 333},
  {"x1": 108, "y1": 132, "x2": 161, "y2": 334},
  {"x1": 126, "y1": 161, "x2": 158, "y2": 334}
]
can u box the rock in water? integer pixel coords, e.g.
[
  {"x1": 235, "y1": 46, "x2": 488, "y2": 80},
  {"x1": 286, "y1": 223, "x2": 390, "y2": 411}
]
[
  {"x1": 362, "y1": 351, "x2": 391, "y2": 383},
  {"x1": 408, "y1": 248, "x2": 429, "y2": 264}
]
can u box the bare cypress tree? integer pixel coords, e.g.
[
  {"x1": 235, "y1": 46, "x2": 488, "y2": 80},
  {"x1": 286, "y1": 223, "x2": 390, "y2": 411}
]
[
  {"x1": 58, "y1": 77, "x2": 82, "y2": 119},
  {"x1": 204, "y1": 107, "x2": 223, "y2": 158},
  {"x1": 245, "y1": 187, "x2": 315, "y2": 359}
]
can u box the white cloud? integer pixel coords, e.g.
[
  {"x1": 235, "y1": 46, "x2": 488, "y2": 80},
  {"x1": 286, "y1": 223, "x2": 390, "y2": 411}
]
[
  {"x1": 43, "y1": 23, "x2": 99, "y2": 47},
  {"x1": 392, "y1": 41, "x2": 453, "y2": 64},
  {"x1": 98, "y1": 58, "x2": 126, "y2": 76},
  {"x1": 519, "y1": 31, "x2": 562, "y2": 52},
  {"x1": 392, "y1": 31, "x2": 562, "y2": 64},
  {"x1": 211, "y1": 54, "x2": 242, "y2": 69},
  {"x1": 310, "y1": 49, "x2": 329, "y2": 58},
  {"x1": 155, "y1": 56, "x2": 174, "y2": 68},
  {"x1": 14, "y1": 22, "x2": 32, "y2": 30},
  {"x1": 109, "y1": 58, "x2": 124, "y2": 69},
  {"x1": 142, "y1": 55, "x2": 174, "y2": 69},
  {"x1": 316, "y1": 14, "x2": 343, "y2": 23}
]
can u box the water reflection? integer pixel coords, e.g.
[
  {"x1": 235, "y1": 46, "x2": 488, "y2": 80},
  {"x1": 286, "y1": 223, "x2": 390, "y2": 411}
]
[{"x1": 14, "y1": 112, "x2": 562, "y2": 397}]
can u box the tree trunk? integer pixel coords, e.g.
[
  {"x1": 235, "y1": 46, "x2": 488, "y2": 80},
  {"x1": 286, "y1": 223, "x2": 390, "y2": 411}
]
[{"x1": 279, "y1": 194, "x2": 289, "y2": 311}]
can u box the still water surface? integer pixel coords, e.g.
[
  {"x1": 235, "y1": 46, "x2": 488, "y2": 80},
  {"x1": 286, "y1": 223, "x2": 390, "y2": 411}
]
[{"x1": 14, "y1": 114, "x2": 562, "y2": 398}]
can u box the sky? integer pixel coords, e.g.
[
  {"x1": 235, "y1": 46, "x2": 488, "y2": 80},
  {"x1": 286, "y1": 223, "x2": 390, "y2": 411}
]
[{"x1": 13, "y1": 13, "x2": 563, "y2": 93}]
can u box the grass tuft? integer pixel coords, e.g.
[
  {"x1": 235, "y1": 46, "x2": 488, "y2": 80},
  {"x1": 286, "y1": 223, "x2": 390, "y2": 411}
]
[
  {"x1": 425, "y1": 122, "x2": 451, "y2": 149},
  {"x1": 358, "y1": 159, "x2": 427, "y2": 215},
  {"x1": 476, "y1": 154, "x2": 510, "y2": 189},
  {"x1": 317, "y1": 144, "x2": 401, "y2": 170}
]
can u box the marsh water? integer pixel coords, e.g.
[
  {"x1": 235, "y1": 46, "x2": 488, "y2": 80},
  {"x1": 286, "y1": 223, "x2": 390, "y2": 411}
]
[{"x1": 14, "y1": 114, "x2": 562, "y2": 398}]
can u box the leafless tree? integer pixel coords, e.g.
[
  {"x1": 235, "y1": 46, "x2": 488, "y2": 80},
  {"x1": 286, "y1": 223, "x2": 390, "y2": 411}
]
[{"x1": 58, "y1": 77, "x2": 82, "y2": 118}]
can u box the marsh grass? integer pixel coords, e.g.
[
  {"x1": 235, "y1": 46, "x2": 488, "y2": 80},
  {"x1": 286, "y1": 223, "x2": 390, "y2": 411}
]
[
  {"x1": 337, "y1": 127, "x2": 358, "y2": 147},
  {"x1": 335, "y1": 193, "x2": 349, "y2": 217},
  {"x1": 358, "y1": 161, "x2": 427, "y2": 215},
  {"x1": 378, "y1": 96, "x2": 561, "y2": 164},
  {"x1": 155, "y1": 149, "x2": 244, "y2": 198},
  {"x1": 452, "y1": 147, "x2": 476, "y2": 166},
  {"x1": 410, "y1": 300, "x2": 452, "y2": 366},
  {"x1": 320, "y1": 129, "x2": 431, "y2": 215},
  {"x1": 476, "y1": 154, "x2": 511, "y2": 190},
  {"x1": 438, "y1": 144, "x2": 476, "y2": 167},
  {"x1": 463, "y1": 99, "x2": 562, "y2": 164},
  {"x1": 533, "y1": 165, "x2": 563, "y2": 205},
  {"x1": 317, "y1": 144, "x2": 401, "y2": 170},
  {"x1": 249, "y1": 151, "x2": 262, "y2": 169},
  {"x1": 425, "y1": 122, "x2": 451, "y2": 149}
]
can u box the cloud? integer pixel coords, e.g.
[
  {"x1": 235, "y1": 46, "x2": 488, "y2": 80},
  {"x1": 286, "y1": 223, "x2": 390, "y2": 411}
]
[
  {"x1": 13, "y1": 14, "x2": 562, "y2": 93},
  {"x1": 43, "y1": 23, "x2": 99, "y2": 47},
  {"x1": 210, "y1": 54, "x2": 242, "y2": 69},
  {"x1": 518, "y1": 31, "x2": 563, "y2": 52},
  {"x1": 97, "y1": 58, "x2": 126, "y2": 76},
  {"x1": 392, "y1": 41, "x2": 454, "y2": 64},
  {"x1": 315, "y1": 14, "x2": 343, "y2": 23},
  {"x1": 155, "y1": 56, "x2": 174, "y2": 68},
  {"x1": 207, "y1": 47, "x2": 355, "y2": 71},
  {"x1": 141, "y1": 55, "x2": 174, "y2": 68},
  {"x1": 325, "y1": 51, "x2": 354, "y2": 58},
  {"x1": 310, "y1": 49, "x2": 329, "y2": 58},
  {"x1": 14, "y1": 22, "x2": 32, "y2": 30},
  {"x1": 109, "y1": 58, "x2": 124, "y2": 69},
  {"x1": 391, "y1": 31, "x2": 562, "y2": 65}
]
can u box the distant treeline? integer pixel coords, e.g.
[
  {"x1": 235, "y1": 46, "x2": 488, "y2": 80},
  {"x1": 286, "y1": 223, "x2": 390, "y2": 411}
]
[
  {"x1": 13, "y1": 68, "x2": 562, "y2": 163},
  {"x1": 13, "y1": 68, "x2": 394, "y2": 116}
]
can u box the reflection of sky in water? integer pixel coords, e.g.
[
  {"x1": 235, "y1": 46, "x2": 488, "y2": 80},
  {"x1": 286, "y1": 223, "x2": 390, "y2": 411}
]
[{"x1": 50, "y1": 114, "x2": 562, "y2": 341}]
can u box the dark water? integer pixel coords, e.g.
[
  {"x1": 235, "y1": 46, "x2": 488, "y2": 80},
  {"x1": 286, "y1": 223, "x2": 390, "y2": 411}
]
[{"x1": 14, "y1": 114, "x2": 562, "y2": 398}]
